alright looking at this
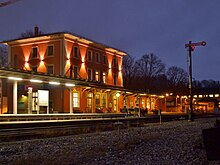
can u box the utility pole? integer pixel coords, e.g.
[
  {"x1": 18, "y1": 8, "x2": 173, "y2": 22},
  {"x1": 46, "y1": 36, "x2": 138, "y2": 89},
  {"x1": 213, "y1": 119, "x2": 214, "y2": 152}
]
[{"x1": 185, "y1": 41, "x2": 206, "y2": 121}]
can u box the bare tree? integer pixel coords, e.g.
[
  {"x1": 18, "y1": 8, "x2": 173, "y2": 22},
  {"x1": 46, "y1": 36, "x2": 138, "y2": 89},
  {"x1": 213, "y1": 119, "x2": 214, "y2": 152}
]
[
  {"x1": 122, "y1": 55, "x2": 138, "y2": 89},
  {"x1": 167, "y1": 66, "x2": 188, "y2": 86},
  {"x1": 20, "y1": 26, "x2": 44, "y2": 38},
  {"x1": 166, "y1": 66, "x2": 188, "y2": 93},
  {"x1": 0, "y1": 45, "x2": 8, "y2": 66},
  {"x1": 135, "y1": 53, "x2": 165, "y2": 78}
]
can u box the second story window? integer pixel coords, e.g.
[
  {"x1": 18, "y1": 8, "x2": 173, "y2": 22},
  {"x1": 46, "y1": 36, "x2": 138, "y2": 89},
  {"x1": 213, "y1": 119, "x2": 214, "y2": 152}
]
[
  {"x1": 74, "y1": 66, "x2": 78, "y2": 79},
  {"x1": 87, "y1": 50, "x2": 92, "y2": 62},
  {"x1": 88, "y1": 68, "x2": 92, "y2": 81},
  {"x1": 95, "y1": 71, "x2": 100, "y2": 82},
  {"x1": 31, "y1": 47, "x2": 38, "y2": 58},
  {"x1": 74, "y1": 46, "x2": 79, "y2": 58},
  {"x1": 103, "y1": 55, "x2": 107, "y2": 65},
  {"x1": 47, "y1": 65, "x2": 54, "y2": 74},
  {"x1": 103, "y1": 72, "x2": 107, "y2": 84},
  {"x1": 47, "y1": 45, "x2": 54, "y2": 56},
  {"x1": 112, "y1": 57, "x2": 117, "y2": 68},
  {"x1": 96, "y1": 53, "x2": 100, "y2": 63}
]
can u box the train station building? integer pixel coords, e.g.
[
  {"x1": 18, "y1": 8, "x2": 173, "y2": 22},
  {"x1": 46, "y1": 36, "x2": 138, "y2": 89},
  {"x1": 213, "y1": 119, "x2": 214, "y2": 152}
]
[{"x1": 0, "y1": 27, "x2": 164, "y2": 115}]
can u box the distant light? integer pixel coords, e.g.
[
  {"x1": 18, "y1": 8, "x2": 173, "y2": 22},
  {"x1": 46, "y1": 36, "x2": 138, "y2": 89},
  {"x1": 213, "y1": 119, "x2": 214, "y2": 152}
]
[
  {"x1": 199, "y1": 95, "x2": 203, "y2": 98},
  {"x1": 209, "y1": 94, "x2": 214, "y2": 98},
  {"x1": 49, "y1": 81, "x2": 60, "y2": 85},
  {"x1": 30, "y1": 79, "x2": 43, "y2": 83},
  {"x1": 215, "y1": 94, "x2": 219, "y2": 97},
  {"x1": 65, "y1": 83, "x2": 75, "y2": 87},
  {"x1": 8, "y1": 77, "x2": 23, "y2": 81}
]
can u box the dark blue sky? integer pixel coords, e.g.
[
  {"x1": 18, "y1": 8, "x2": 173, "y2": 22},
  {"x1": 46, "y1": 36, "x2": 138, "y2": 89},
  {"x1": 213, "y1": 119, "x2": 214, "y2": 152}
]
[{"x1": 1, "y1": 0, "x2": 220, "y2": 80}]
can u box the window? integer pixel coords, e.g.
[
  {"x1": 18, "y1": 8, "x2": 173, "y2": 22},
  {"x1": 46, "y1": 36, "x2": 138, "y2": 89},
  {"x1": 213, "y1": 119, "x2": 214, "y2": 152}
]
[
  {"x1": 87, "y1": 93, "x2": 93, "y2": 112},
  {"x1": 95, "y1": 94, "x2": 100, "y2": 108},
  {"x1": 88, "y1": 68, "x2": 92, "y2": 81},
  {"x1": 113, "y1": 96, "x2": 117, "y2": 112},
  {"x1": 96, "y1": 53, "x2": 100, "y2": 63},
  {"x1": 102, "y1": 93, "x2": 107, "y2": 108},
  {"x1": 103, "y1": 72, "x2": 107, "y2": 84},
  {"x1": 73, "y1": 46, "x2": 79, "y2": 58},
  {"x1": 47, "y1": 65, "x2": 54, "y2": 74},
  {"x1": 95, "y1": 71, "x2": 100, "y2": 82},
  {"x1": 31, "y1": 66, "x2": 38, "y2": 72},
  {"x1": 87, "y1": 50, "x2": 92, "y2": 62},
  {"x1": 113, "y1": 74, "x2": 117, "y2": 85},
  {"x1": 47, "y1": 45, "x2": 54, "y2": 56},
  {"x1": 32, "y1": 47, "x2": 38, "y2": 58},
  {"x1": 73, "y1": 92, "x2": 80, "y2": 108},
  {"x1": 112, "y1": 57, "x2": 117, "y2": 68},
  {"x1": 103, "y1": 55, "x2": 107, "y2": 65},
  {"x1": 74, "y1": 66, "x2": 78, "y2": 79}
]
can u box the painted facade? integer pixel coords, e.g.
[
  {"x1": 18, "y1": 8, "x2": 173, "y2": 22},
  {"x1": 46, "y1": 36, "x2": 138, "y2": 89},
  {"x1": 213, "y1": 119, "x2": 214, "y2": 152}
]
[{"x1": 2, "y1": 29, "x2": 162, "y2": 114}]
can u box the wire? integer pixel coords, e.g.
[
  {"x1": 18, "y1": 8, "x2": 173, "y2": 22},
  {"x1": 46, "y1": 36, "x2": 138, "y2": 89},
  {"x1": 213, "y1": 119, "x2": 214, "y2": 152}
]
[{"x1": 0, "y1": 0, "x2": 21, "y2": 8}]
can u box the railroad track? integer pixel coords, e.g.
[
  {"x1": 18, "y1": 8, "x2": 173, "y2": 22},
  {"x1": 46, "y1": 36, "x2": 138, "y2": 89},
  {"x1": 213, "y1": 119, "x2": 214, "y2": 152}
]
[{"x1": 0, "y1": 113, "x2": 215, "y2": 142}]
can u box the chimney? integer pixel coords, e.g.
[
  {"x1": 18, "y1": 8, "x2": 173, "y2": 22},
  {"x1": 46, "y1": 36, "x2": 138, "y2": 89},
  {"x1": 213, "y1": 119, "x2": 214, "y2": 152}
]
[{"x1": 34, "y1": 25, "x2": 39, "y2": 36}]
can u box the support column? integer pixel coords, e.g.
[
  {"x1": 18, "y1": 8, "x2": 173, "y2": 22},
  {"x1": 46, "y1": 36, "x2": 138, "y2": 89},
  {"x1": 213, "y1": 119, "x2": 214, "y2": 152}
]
[
  {"x1": 70, "y1": 88, "x2": 73, "y2": 113},
  {"x1": 13, "y1": 81, "x2": 17, "y2": 114}
]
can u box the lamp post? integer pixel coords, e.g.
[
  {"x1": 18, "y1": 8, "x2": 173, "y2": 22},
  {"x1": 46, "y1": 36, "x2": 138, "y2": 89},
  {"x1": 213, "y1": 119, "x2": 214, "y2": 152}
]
[{"x1": 185, "y1": 41, "x2": 206, "y2": 121}]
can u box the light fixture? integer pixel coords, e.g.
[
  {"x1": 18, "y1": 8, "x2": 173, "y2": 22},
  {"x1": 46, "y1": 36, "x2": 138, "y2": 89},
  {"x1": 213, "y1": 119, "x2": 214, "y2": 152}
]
[
  {"x1": 8, "y1": 77, "x2": 23, "y2": 81},
  {"x1": 65, "y1": 83, "x2": 75, "y2": 87},
  {"x1": 49, "y1": 81, "x2": 60, "y2": 85},
  {"x1": 30, "y1": 79, "x2": 43, "y2": 83},
  {"x1": 116, "y1": 93, "x2": 120, "y2": 98}
]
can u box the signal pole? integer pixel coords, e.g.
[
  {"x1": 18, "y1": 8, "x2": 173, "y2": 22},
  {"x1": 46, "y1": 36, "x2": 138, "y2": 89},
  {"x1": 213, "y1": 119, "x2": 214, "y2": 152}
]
[{"x1": 185, "y1": 41, "x2": 206, "y2": 121}]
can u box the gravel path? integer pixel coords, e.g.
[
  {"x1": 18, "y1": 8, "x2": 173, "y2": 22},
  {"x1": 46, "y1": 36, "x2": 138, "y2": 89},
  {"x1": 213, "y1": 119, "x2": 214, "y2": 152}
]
[{"x1": 0, "y1": 118, "x2": 220, "y2": 165}]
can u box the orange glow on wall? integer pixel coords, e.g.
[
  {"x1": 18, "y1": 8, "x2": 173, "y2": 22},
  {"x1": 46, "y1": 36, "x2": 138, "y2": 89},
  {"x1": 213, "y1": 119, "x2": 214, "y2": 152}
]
[
  {"x1": 22, "y1": 46, "x2": 32, "y2": 61},
  {"x1": 79, "y1": 45, "x2": 87, "y2": 63},
  {"x1": 38, "y1": 61, "x2": 46, "y2": 72},
  {"x1": 39, "y1": 45, "x2": 47, "y2": 58},
  {"x1": 118, "y1": 70, "x2": 123, "y2": 86},
  {"x1": 118, "y1": 57, "x2": 122, "y2": 71},
  {"x1": 66, "y1": 41, "x2": 73, "y2": 59},
  {"x1": 24, "y1": 62, "x2": 30, "y2": 70},
  {"x1": 79, "y1": 46, "x2": 88, "y2": 79}
]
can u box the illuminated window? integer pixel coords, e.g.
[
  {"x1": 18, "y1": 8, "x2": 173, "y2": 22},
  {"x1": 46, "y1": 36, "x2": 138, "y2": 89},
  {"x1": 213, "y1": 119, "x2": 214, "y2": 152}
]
[
  {"x1": 74, "y1": 66, "x2": 78, "y2": 79},
  {"x1": 95, "y1": 71, "x2": 100, "y2": 81},
  {"x1": 113, "y1": 74, "x2": 117, "y2": 85},
  {"x1": 103, "y1": 55, "x2": 107, "y2": 65},
  {"x1": 73, "y1": 46, "x2": 79, "y2": 58},
  {"x1": 47, "y1": 45, "x2": 54, "y2": 56},
  {"x1": 102, "y1": 72, "x2": 107, "y2": 84},
  {"x1": 102, "y1": 93, "x2": 107, "y2": 108},
  {"x1": 87, "y1": 93, "x2": 93, "y2": 112},
  {"x1": 31, "y1": 47, "x2": 38, "y2": 58},
  {"x1": 87, "y1": 50, "x2": 92, "y2": 62},
  {"x1": 113, "y1": 96, "x2": 117, "y2": 112},
  {"x1": 47, "y1": 65, "x2": 54, "y2": 74},
  {"x1": 88, "y1": 68, "x2": 92, "y2": 81},
  {"x1": 96, "y1": 52, "x2": 100, "y2": 63},
  {"x1": 31, "y1": 66, "x2": 38, "y2": 72},
  {"x1": 73, "y1": 92, "x2": 80, "y2": 108},
  {"x1": 95, "y1": 94, "x2": 100, "y2": 108}
]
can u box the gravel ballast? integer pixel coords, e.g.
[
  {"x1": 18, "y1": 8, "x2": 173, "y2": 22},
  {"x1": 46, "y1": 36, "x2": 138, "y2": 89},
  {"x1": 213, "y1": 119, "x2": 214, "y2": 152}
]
[{"x1": 0, "y1": 118, "x2": 220, "y2": 165}]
